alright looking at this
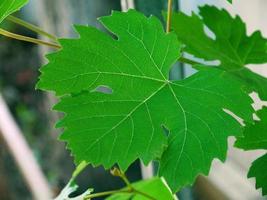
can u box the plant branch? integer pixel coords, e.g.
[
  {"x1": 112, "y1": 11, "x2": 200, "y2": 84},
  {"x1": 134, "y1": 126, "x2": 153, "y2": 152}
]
[
  {"x1": 0, "y1": 28, "x2": 61, "y2": 49},
  {"x1": 166, "y1": 0, "x2": 173, "y2": 33},
  {"x1": 7, "y1": 15, "x2": 58, "y2": 42}
]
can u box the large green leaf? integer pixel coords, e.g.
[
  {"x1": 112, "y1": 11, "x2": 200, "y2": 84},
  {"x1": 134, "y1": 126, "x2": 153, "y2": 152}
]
[
  {"x1": 106, "y1": 178, "x2": 175, "y2": 200},
  {"x1": 37, "y1": 10, "x2": 254, "y2": 192},
  {"x1": 171, "y1": 5, "x2": 267, "y2": 100},
  {"x1": 235, "y1": 108, "x2": 267, "y2": 195},
  {"x1": 0, "y1": 0, "x2": 28, "y2": 23}
]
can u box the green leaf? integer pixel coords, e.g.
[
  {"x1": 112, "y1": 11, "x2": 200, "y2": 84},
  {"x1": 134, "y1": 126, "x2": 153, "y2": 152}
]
[
  {"x1": 106, "y1": 178, "x2": 175, "y2": 200},
  {"x1": 227, "y1": 0, "x2": 232, "y2": 3},
  {"x1": 38, "y1": 10, "x2": 254, "y2": 192},
  {"x1": 171, "y1": 6, "x2": 267, "y2": 100},
  {"x1": 236, "y1": 108, "x2": 267, "y2": 150},
  {"x1": 172, "y1": 5, "x2": 267, "y2": 69},
  {"x1": 247, "y1": 154, "x2": 267, "y2": 196},
  {"x1": 0, "y1": 0, "x2": 28, "y2": 23},
  {"x1": 235, "y1": 108, "x2": 267, "y2": 195}
]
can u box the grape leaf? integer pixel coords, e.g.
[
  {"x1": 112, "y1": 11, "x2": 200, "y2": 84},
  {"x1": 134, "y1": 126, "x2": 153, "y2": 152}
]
[
  {"x1": 171, "y1": 5, "x2": 267, "y2": 100},
  {"x1": 106, "y1": 178, "x2": 175, "y2": 200},
  {"x1": 235, "y1": 108, "x2": 267, "y2": 195},
  {"x1": 0, "y1": 0, "x2": 28, "y2": 23},
  {"x1": 37, "y1": 10, "x2": 254, "y2": 192}
]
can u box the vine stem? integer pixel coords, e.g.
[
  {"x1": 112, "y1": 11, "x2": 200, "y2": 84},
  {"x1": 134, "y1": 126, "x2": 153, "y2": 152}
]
[
  {"x1": 166, "y1": 0, "x2": 173, "y2": 33},
  {"x1": 0, "y1": 28, "x2": 61, "y2": 49},
  {"x1": 7, "y1": 15, "x2": 58, "y2": 42}
]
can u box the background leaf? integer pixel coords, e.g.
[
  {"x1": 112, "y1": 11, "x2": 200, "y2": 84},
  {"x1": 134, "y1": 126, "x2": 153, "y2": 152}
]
[
  {"x1": 0, "y1": 0, "x2": 29, "y2": 23},
  {"x1": 38, "y1": 10, "x2": 254, "y2": 193},
  {"x1": 247, "y1": 154, "x2": 267, "y2": 196},
  {"x1": 171, "y1": 5, "x2": 267, "y2": 100},
  {"x1": 235, "y1": 108, "x2": 267, "y2": 196}
]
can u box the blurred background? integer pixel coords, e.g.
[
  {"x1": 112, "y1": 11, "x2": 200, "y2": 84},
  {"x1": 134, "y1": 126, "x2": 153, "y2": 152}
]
[{"x1": 0, "y1": 0, "x2": 267, "y2": 199}]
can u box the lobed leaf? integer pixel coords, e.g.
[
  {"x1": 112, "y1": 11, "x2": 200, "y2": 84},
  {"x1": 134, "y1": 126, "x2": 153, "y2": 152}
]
[
  {"x1": 38, "y1": 10, "x2": 254, "y2": 192},
  {"x1": 0, "y1": 0, "x2": 28, "y2": 23},
  {"x1": 171, "y1": 5, "x2": 267, "y2": 100},
  {"x1": 235, "y1": 108, "x2": 267, "y2": 195}
]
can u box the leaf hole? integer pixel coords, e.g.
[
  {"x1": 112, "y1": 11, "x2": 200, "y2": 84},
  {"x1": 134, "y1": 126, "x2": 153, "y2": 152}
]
[
  {"x1": 92, "y1": 85, "x2": 113, "y2": 94},
  {"x1": 223, "y1": 108, "x2": 245, "y2": 126}
]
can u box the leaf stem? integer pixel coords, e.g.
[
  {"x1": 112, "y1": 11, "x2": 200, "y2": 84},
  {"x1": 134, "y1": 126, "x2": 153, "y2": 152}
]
[
  {"x1": 178, "y1": 57, "x2": 203, "y2": 65},
  {"x1": 0, "y1": 28, "x2": 61, "y2": 49},
  {"x1": 166, "y1": 0, "x2": 173, "y2": 33},
  {"x1": 7, "y1": 15, "x2": 58, "y2": 42},
  {"x1": 110, "y1": 168, "x2": 156, "y2": 200},
  {"x1": 84, "y1": 188, "x2": 131, "y2": 199}
]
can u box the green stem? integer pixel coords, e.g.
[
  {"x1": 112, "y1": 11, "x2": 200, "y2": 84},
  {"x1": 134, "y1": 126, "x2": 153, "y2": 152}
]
[
  {"x1": 110, "y1": 168, "x2": 156, "y2": 200},
  {"x1": 72, "y1": 161, "x2": 88, "y2": 181},
  {"x1": 166, "y1": 0, "x2": 173, "y2": 33},
  {"x1": 179, "y1": 57, "x2": 203, "y2": 65},
  {"x1": 84, "y1": 188, "x2": 131, "y2": 199},
  {"x1": 7, "y1": 15, "x2": 58, "y2": 42},
  {"x1": 0, "y1": 28, "x2": 61, "y2": 49}
]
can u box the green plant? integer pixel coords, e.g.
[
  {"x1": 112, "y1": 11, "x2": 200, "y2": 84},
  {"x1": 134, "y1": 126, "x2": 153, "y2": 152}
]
[{"x1": 1, "y1": 0, "x2": 267, "y2": 199}]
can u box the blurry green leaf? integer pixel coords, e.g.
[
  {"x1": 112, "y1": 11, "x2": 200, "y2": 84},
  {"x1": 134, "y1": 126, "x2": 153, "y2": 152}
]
[
  {"x1": 0, "y1": 0, "x2": 29, "y2": 23},
  {"x1": 235, "y1": 108, "x2": 267, "y2": 196},
  {"x1": 171, "y1": 5, "x2": 267, "y2": 101},
  {"x1": 247, "y1": 154, "x2": 267, "y2": 196},
  {"x1": 38, "y1": 9, "x2": 254, "y2": 193},
  {"x1": 172, "y1": 5, "x2": 267, "y2": 70},
  {"x1": 106, "y1": 178, "x2": 175, "y2": 200}
]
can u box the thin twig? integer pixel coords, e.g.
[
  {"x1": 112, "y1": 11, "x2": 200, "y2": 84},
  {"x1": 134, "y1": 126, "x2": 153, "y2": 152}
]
[
  {"x1": 166, "y1": 0, "x2": 173, "y2": 33},
  {"x1": 0, "y1": 28, "x2": 61, "y2": 49},
  {"x1": 7, "y1": 15, "x2": 58, "y2": 42},
  {"x1": 84, "y1": 188, "x2": 131, "y2": 199}
]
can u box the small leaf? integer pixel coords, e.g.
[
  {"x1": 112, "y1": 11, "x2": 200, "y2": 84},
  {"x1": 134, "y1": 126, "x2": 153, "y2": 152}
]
[
  {"x1": 0, "y1": 0, "x2": 29, "y2": 23},
  {"x1": 38, "y1": 10, "x2": 254, "y2": 192},
  {"x1": 235, "y1": 108, "x2": 267, "y2": 196},
  {"x1": 54, "y1": 181, "x2": 93, "y2": 200},
  {"x1": 54, "y1": 162, "x2": 92, "y2": 200},
  {"x1": 106, "y1": 178, "x2": 176, "y2": 200}
]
